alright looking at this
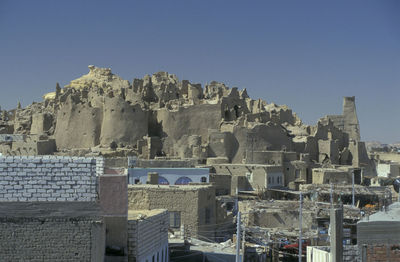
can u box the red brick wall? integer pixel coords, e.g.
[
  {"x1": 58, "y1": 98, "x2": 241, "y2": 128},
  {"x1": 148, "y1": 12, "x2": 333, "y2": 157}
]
[{"x1": 367, "y1": 244, "x2": 400, "y2": 262}]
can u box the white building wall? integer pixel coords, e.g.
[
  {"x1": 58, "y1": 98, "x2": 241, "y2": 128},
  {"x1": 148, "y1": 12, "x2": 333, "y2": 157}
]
[
  {"x1": 0, "y1": 156, "x2": 101, "y2": 202},
  {"x1": 377, "y1": 163, "x2": 391, "y2": 178},
  {"x1": 306, "y1": 246, "x2": 330, "y2": 262}
]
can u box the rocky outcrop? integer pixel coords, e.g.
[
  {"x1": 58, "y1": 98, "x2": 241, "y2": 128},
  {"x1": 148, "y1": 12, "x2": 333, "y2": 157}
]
[{"x1": 66, "y1": 65, "x2": 130, "y2": 90}]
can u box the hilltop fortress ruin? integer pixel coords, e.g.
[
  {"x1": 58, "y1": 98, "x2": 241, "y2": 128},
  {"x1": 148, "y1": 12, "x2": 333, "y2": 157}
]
[{"x1": 0, "y1": 65, "x2": 374, "y2": 179}]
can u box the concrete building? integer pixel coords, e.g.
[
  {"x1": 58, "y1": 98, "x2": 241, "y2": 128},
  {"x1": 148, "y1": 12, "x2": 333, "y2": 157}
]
[
  {"x1": 357, "y1": 202, "x2": 400, "y2": 262},
  {"x1": 128, "y1": 167, "x2": 209, "y2": 185},
  {"x1": 127, "y1": 184, "x2": 217, "y2": 240},
  {"x1": 0, "y1": 156, "x2": 105, "y2": 261},
  {"x1": 128, "y1": 209, "x2": 169, "y2": 262}
]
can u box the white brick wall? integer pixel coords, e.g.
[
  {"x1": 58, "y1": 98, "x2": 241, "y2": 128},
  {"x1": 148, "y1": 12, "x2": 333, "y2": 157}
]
[{"x1": 0, "y1": 156, "x2": 103, "y2": 202}]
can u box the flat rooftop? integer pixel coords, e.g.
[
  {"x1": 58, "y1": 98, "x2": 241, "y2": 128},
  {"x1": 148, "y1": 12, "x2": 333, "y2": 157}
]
[
  {"x1": 312, "y1": 168, "x2": 348, "y2": 172},
  {"x1": 128, "y1": 183, "x2": 214, "y2": 191},
  {"x1": 360, "y1": 202, "x2": 400, "y2": 222},
  {"x1": 213, "y1": 163, "x2": 281, "y2": 168},
  {"x1": 128, "y1": 209, "x2": 167, "y2": 220}
]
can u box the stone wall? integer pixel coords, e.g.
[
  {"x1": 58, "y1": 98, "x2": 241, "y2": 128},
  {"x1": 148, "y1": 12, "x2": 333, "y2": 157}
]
[
  {"x1": 210, "y1": 173, "x2": 231, "y2": 195},
  {"x1": 0, "y1": 156, "x2": 101, "y2": 202},
  {"x1": 0, "y1": 216, "x2": 104, "y2": 262},
  {"x1": 128, "y1": 184, "x2": 216, "y2": 240}
]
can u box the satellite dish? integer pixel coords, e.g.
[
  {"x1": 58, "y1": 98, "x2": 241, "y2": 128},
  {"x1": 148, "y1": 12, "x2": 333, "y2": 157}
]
[{"x1": 393, "y1": 178, "x2": 400, "y2": 193}]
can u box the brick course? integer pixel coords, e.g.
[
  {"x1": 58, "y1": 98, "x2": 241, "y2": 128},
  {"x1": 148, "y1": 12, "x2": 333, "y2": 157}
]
[
  {"x1": 0, "y1": 156, "x2": 103, "y2": 202},
  {"x1": 0, "y1": 216, "x2": 103, "y2": 262},
  {"x1": 366, "y1": 244, "x2": 400, "y2": 262}
]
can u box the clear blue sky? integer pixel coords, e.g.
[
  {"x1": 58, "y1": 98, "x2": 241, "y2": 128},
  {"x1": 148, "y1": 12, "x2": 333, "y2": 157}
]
[{"x1": 0, "y1": 0, "x2": 399, "y2": 143}]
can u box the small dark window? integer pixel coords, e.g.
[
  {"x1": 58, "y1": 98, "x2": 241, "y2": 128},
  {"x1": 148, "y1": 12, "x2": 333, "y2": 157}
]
[
  {"x1": 169, "y1": 212, "x2": 181, "y2": 228},
  {"x1": 234, "y1": 105, "x2": 239, "y2": 118},
  {"x1": 295, "y1": 170, "x2": 300, "y2": 179},
  {"x1": 205, "y1": 208, "x2": 211, "y2": 224},
  {"x1": 134, "y1": 178, "x2": 140, "y2": 184},
  {"x1": 201, "y1": 177, "x2": 207, "y2": 183}
]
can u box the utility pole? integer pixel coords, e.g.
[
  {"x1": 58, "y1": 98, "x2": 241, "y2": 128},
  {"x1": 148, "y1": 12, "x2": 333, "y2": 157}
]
[
  {"x1": 242, "y1": 224, "x2": 246, "y2": 261},
  {"x1": 352, "y1": 172, "x2": 355, "y2": 207},
  {"x1": 235, "y1": 187, "x2": 239, "y2": 214},
  {"x1": 298, "y1": 192, "x2": 303, "y2": 262},
  {"x1": 236, "y1": 212, "x2": 241, "y2": 262},
  {"x1": 330, "y1": 205, "x2": 344, "y2": 262}
]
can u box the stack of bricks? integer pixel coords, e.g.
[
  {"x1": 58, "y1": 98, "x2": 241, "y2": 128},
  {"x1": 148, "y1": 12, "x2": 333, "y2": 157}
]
[{"x1": 0, "y1": 156, "x2": 99, "y2": 202}]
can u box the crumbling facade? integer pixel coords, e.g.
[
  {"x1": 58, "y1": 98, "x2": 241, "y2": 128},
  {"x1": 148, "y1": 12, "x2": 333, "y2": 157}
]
[
  {"x1": 0, "y1": 66, "x2": 373, "y2": 176},
  {"x1": 323, "y1": 96, "x2": 360, "y2": 142}
]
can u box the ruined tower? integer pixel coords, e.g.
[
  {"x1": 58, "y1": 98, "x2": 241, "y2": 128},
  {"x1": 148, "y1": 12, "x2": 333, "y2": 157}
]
[{"x1": 342, "y1": 96, "x2": 360, "y2": 141}]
